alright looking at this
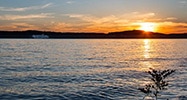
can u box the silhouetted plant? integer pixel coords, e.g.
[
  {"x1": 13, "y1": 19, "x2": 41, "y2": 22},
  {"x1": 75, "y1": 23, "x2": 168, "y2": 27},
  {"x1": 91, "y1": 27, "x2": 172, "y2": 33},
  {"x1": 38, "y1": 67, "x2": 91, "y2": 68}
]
[{"x1": 138, "y1": 68, "x2": 175, "y2": 100}]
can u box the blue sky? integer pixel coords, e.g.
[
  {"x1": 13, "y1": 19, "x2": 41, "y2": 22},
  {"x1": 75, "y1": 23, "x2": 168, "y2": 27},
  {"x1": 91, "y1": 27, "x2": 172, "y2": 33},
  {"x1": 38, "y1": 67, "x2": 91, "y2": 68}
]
[{"x1": 0, "y1": 0, "x2": 187, "y2": 33}]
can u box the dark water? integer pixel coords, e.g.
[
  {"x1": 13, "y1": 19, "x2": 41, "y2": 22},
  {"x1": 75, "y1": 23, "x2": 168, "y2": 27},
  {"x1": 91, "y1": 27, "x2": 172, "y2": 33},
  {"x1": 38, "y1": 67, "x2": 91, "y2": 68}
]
[{"x1": 0, "y1": 39, "x2": 187, "y2": 100}]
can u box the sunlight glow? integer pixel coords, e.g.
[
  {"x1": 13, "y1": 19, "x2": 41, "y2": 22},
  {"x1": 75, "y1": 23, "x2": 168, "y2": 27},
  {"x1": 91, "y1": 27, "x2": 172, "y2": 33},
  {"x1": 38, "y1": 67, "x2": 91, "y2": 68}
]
[{"x1": 139, "y1": 22, "x2": 157, "y2": 32}]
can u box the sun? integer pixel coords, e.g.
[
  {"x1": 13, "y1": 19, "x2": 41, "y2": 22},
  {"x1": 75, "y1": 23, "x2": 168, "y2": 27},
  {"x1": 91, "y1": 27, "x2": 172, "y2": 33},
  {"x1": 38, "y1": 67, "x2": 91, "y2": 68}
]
[{"x1": 139, "y1": 22, "x2": 157, "y2": 32}]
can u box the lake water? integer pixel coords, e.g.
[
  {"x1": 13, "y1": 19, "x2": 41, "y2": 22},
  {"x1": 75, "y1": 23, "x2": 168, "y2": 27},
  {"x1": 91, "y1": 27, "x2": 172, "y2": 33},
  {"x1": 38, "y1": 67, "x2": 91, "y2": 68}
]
[{"x1": 0, "y1": 39, "x2": 187, "y2": 100}]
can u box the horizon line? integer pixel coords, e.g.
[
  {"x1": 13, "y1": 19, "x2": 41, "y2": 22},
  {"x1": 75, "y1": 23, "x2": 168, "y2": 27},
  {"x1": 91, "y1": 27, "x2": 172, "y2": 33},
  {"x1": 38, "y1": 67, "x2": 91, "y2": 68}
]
[{"x1": 1, "y1": 29, "x2": 187, "y2": 34}]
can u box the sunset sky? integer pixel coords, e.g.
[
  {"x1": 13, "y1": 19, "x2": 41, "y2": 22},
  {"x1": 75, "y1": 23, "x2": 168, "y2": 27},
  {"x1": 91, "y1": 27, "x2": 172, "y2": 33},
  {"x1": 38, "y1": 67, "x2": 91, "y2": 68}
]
[{"x1": 0, "y1": 0, "x2": 187, "y2": 33}]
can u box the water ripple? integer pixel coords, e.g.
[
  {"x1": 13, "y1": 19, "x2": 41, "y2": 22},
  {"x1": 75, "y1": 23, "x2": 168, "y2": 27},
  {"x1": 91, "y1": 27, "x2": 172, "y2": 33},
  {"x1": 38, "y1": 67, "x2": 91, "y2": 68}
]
[{"x1": 0, "y1": 39, "x2": 187, "y2": 99}]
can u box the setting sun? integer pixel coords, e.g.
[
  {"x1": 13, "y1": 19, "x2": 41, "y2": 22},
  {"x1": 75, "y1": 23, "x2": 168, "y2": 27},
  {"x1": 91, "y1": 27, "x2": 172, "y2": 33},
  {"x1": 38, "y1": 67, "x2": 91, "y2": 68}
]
[{"x1": 139, "y1": 22, "x2": 157, "y2": 32}]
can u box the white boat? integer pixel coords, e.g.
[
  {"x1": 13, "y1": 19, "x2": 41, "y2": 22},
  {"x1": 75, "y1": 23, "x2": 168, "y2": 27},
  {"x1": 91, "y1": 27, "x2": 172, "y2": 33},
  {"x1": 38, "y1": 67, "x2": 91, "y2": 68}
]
[{"x1": 32, "y1": 34, "x2": 49, "y2": 39}]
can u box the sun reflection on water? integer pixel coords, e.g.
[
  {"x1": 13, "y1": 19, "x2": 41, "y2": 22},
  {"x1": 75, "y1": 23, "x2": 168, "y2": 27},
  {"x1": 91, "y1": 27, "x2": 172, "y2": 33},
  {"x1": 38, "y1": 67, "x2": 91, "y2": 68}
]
[
  {"x1": 143, "y1": 39, "x2": 151, "y2": 58},
  {"x1": 141, "y1": 39, "x2": 153, "y2": 71}
]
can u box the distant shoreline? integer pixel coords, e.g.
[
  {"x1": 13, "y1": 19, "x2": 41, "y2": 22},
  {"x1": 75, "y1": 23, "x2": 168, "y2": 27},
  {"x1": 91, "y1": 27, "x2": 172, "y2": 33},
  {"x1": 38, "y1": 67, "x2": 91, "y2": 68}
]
[{"x1": 1, "y1": 30, "x2": 187, "y2": 39}]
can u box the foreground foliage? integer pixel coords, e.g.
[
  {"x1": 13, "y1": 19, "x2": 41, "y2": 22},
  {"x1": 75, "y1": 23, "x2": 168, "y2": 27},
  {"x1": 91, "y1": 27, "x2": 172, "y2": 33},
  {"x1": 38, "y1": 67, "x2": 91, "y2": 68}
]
[{"x1": 138, "y1": 68, "x2": 175, "y2": 100}]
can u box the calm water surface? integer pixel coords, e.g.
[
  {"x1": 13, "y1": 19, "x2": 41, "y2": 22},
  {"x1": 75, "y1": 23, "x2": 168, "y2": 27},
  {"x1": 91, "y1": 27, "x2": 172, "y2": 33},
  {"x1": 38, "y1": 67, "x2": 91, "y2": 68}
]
[{"x1": 0, "y1": 39, "x2": 187, "y2": 100}]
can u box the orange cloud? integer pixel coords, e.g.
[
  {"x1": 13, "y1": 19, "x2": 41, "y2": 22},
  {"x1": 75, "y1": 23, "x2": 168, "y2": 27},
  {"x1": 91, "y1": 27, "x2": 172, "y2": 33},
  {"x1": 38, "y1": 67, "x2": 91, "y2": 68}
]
[
  {"x1": 0, "y1": 13, "x2": 53, "y2": 20},
  {"x1": 0, "y1": 23, "x2": 39, "y2": 31},
  {"x1": 1, "y1": 12, "x2": 187, "y2": 33},
  {"x1": 157, "y1": 21, "x2": 187, "y2": 33},
  {"x1": 61, "y1": 12, "x2": 157, "y2": 32}
]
